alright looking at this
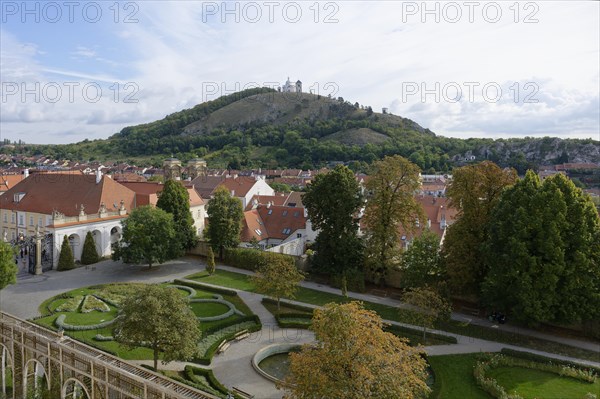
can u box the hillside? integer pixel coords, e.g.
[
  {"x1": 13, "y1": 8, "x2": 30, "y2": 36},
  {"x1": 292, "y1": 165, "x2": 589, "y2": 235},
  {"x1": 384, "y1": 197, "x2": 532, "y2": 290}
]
[{"x1": 2, "y1": 87, "x2": 599, "y2": 173}]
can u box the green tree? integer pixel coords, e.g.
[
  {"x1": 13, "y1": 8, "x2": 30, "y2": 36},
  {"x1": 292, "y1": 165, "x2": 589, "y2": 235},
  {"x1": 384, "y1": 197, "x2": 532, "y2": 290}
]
[
  {"x1": 252, "y1": 256, "x2": 304, "y2": 313},
  {"x1": 363, "y1": 155, "x2": 423, "y2": 284},
  {"x1": 303, "y1": 165, "x2": 363, "y2": 277},
  {"x1": 205, "y1": 186, "x2": 244, "y2": 259},
  {"x1": 401, "y1": 230, "x2": 443, "y2": 289},
  {"x1": 81, "y1": 231, "x2": 99, "y2": 265},
  {"x1": 284, "y1": 302, "x2": 430, "y2": 399},
  {"x1": 269, "y1": 182, "x2": 292, "y2": 193},
  {"x1": 115, "y1": 284, "x2": 201, "y2": 371},
  {"x1": 156, "y1": 180, "x2": 198, "y2": 256},
  {"x1": 482, "y1": 172, "x2": 600, "y2": 325},
  {"x1": 0, "y1": 241, "x2": 17, "y2": 290},
  {"x1": 206, "y1": 246, "x2": 216, "y2": 275},
  {"x1": 57, "y1": 236, "x2": 75, "y2": 271},
  {"x1": 403, "y1": 287, "x2": 451, "y2": 339},
  {"x1": 441, "y1": 161, "x2": 517, "y2": 296},
  {"x1": 112, "y1": 206, "x2": 176, "y2": 269}
]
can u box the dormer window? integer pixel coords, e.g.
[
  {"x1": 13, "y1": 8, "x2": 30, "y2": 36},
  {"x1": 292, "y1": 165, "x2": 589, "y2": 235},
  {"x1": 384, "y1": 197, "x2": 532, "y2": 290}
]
[
  {"x1": 13, "y1": 192, "x2": 25, "y2": 203},
  {"x1": 254, "y1": 228, "x2": 263, "y2": 236}
]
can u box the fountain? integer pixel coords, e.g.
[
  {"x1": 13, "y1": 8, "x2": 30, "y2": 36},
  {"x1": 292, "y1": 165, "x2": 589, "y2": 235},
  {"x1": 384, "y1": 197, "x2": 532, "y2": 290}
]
[{"x1": 252, "y1": 344, "x2": 302, "y2": 383}]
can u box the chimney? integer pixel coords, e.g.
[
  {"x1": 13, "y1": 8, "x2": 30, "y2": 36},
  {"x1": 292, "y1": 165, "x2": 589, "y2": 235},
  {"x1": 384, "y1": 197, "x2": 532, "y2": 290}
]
[
  {"x1": 231, "y1": 190, "x2": 235, "y2": 197},
  {"x1": 96, "y1": 169, "x2": 102, "y2": 184},
  {"x1": 23, "y1": 169, "x2": 29, "y2": 178}
]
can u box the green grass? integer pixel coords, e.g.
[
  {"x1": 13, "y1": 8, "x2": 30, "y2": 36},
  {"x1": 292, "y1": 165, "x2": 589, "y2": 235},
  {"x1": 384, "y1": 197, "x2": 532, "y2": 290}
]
[
  {"x1": 487, "y1": 366, "x2": 600, "y2": 399},
  {"x1": 186, "y1": 269, "x2": 600, "y2": 362},
  {"x1": 189, "y1": 302, "x2": 231, "y2": 318},
  {"x1": 428, "y1": 354, "x2": 491, "y2": 399}
]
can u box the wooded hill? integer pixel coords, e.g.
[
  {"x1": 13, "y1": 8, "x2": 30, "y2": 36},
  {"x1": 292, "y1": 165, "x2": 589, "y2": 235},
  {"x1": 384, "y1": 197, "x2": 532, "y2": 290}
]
[{"x1": 3, "y1": 87, "x2": 599, "y2": 173}]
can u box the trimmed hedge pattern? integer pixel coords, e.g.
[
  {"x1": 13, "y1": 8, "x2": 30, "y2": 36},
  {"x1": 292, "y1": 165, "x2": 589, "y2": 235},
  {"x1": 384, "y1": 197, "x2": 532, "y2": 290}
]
[
  {"x1": 500, "y1": 348, "x2": 600, "y2": 375},
  {"x1": 196, "y1": 315, "x2": 262, "y2": 365},
  {"x1": 81, "y1": 295, "x2": 110, "y2": 313},
  {"x1": 55, "y1": 314, "x2": 118, "y2": 331},
  {"x1": 174, "y1": 279, "x2": 238, "y2": 296},
  {"x1": 55, "y1": 296, "x2": 84, "y2": 313},
  {"x1": 384, "y1": 324, "x2": 458, "y2": 344},
  {"x1": 189, "y1": 295, "x2": 245, "y2": 322}
]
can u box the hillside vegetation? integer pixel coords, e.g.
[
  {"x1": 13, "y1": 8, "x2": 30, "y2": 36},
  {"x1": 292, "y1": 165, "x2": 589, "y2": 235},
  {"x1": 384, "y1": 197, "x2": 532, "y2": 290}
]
[{"x1": 3, "y1": 87, "x2": 599, "y2": 172}]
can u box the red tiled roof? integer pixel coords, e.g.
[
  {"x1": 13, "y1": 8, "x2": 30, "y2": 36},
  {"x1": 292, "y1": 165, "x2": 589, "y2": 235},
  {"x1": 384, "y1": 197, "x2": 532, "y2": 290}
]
[
  {"x1": 0, "y1": 173, "x2": 136, "y2": 216},
  {"x1": 241, "y1": 205, "x2": 306, "y2": 242}
]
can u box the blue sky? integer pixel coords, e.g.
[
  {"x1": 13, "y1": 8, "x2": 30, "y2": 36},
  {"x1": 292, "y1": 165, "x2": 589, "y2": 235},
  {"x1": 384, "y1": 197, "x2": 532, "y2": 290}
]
[{"x1": 1, "y1": 1, "x2": 599, "y2": 144}]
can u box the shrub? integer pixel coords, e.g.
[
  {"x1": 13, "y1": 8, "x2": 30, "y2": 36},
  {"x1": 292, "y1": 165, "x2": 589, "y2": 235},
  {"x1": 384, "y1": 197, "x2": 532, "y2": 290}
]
[
  {"x1": 57, "y1": 236, "x2": 75, "y2": 271},
  {"x1": 81, "y1": 231, "x2": 100, "y2": 265},
  {"x1": 195, "y1": 317, "x2": 262, "y2": 365},
  {"x1": 223, "y1": 247, "x2": 294, "y2": 271},
  {"x1": 330, "y1": 269, "x2": 366, "y2": 293},
  {"x1": 206, "y1": 247, "x2": 216, "y2": 275},
  {"x1": 55, "y1": 314, "x2": 118, "y2": 331},
  {"x1": 500, "y1": 348, "x2": 600, "y2": 375}
]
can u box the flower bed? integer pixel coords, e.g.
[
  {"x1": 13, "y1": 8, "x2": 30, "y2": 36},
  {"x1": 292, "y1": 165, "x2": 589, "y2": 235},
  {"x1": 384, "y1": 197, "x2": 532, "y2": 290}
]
[
  {"x1": 55, "y1": 296, "x2": 84, "y2": 312},
  {"x1": 55, "y1": 314, "x2": 118, "y2": 331},
  {"x1": 81, "y1": 295, "x2": 111, "y2": 313}
]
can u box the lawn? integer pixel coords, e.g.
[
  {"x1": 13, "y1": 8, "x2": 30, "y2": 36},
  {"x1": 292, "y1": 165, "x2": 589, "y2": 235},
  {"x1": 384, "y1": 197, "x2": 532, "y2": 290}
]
[
  {"x1": 186, "y1": 269, "x2": 600, "y2": 362},
  {"x1": 487, "y1": 366, "x2": 600, "y2": 399},
  {"x1": 33, "y1": 282, "x2": 256, "y2": 361},
  {"x1": 428, "y1": 354, "x2": 491, "y2": 399}
]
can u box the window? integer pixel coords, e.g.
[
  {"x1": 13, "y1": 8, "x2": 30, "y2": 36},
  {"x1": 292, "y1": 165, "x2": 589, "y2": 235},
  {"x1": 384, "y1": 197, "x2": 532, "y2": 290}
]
[
  {"x1": 29, "y1": 216, "x2": 34, "y2": 226},
  {"x1": 11, "y1": 232, "x2": 15, "y2": 240},
  {"x1": 11, "y1": 213, "x2": 15, "y2": 224},
  {"x1": 3, "y1": 213, "x2": 6, "y2": 223},
  {"x1": 297, "y1": 233, "x2": 302, "y2": 238},
  {"x1": 282, "y1": 210, "x2": 288, "y2": 216},
  {"x1": 18, "y1": 215, "x2": 24, "y2": 227},
  {"x1": 38, "y1": 217, "x2": 42, "y2": 226},
  {"x1": 282, "y1": 228, "x2": 291, "y2": 235},
  {"x1": 267, "y1": 209, "x2": 273, "y2": 215},
  {"x1": 254, "y1": 228, "x2": 263, "y2": 236},
  {"x1": 293, "y1": 211, "x2": 299, "y2": 217}
]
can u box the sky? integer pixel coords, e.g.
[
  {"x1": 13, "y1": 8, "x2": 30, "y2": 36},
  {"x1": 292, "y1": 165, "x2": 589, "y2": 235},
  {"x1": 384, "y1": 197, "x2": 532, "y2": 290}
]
[{"x1": 0, "y1": 0, "x2": 599, "y2": 144}]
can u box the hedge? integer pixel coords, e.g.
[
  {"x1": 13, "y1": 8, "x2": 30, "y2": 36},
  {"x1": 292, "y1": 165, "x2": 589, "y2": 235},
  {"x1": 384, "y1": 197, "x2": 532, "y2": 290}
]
[
  {"x1": 183, "y1": 365, "x2": 240, "y2": 398},
  {"x1": 55, "y1": 314, "x2": 118, "y2": 331},
  {"x1": 196, "y1": 316, "x2": 262, "y2": 365},
  {"x1": 500, "y1": 348, "x2": 600, "y2": 375},
  {"x1": 384, "y1": 324, "x2": 458, "y2": 344},
  {"x1": 474, "y1": 353, "x2": 598, "y2": 399},
  {"x1": 275, "y1": 314, "x2": 313, "y2": 329},
  {"x1": 261, "y1": 297, "x2": 316, "y2": 314},
  {"x1": 174, "y1": 279, "x2": 238, "y2": 296},
  {"x1": 223, "y1": 247, "x2": 294, "y2": 271}
]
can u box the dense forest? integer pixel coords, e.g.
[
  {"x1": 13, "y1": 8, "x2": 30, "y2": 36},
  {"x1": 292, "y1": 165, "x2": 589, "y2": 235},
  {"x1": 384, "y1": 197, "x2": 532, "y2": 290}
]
[{"x1": 2, "y1": 87, "x2": 599, "y2": 173}]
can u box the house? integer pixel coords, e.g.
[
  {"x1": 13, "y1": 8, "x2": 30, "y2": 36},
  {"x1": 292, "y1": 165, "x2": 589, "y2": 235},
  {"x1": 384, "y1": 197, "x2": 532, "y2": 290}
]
[
  {"x1": 0, "y1": 171, "x2": 136, "y2": 269},
  {"x1": 240, "y1": 204, "x2": 309, "y2": 253},
  {"x1": 120, "y1": 181, "x2": 207, "y2": 236},
  {"x1": 191, "y1": 174, "x2": 275, "y2": 209}
]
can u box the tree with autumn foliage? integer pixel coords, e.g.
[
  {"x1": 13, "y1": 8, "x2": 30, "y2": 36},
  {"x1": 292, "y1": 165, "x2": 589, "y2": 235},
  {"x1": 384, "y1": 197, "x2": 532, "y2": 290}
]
[
  {"x1": 363, "y1": 155, "x2": 423, "y2": 284},
  {"x1": 403, "y1": 286, "x2": 451, "y2": 339},
  {"x1": 283, "y1": 302, "x2": 430, "y2": 399},
  {"x1": 441, "y1": 161, "x2": 517, "y2": 296},
  {"x1": 252, "y1": 255, "x2": 304, "y2": 313}
]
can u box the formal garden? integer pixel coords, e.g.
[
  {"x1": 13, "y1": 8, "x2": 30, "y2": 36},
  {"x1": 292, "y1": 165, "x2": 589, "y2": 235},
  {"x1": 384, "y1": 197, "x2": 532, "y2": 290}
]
[{"x1": 32, "y1": 281, "x2": 261, "y2": 398}]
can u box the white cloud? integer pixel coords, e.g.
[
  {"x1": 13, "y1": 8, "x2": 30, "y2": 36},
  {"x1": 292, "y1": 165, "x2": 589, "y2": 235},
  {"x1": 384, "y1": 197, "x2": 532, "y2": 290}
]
[{"x1": 1, "y1": 1, "x2": 598, "y2": 144}]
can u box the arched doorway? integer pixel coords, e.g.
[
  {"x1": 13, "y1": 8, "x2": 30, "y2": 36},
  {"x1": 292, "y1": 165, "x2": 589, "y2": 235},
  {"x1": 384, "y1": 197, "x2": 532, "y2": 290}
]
[
  {"x1": 23, "y1": 359, "x2": 48, "y2": 398},
  {"x1": 110, "y1": 227, "x2": 121, "y2": 245},
  {"x1": 0, "y1": 344, "x2": 13, "y2": 399},
  {"x1": 62, "y1": 378, "x2": 90, "y2": 399},
  {"x1": 68, "y1": 234, "x2": 81, "y2": 260}
]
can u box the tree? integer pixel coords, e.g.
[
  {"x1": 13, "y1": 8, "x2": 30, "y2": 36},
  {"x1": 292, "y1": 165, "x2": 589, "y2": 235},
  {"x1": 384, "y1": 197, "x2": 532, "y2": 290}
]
[
  {"x1": 206, "y1": 246, "x2": 216, "y2": 275},
  {"x1": 0, "y1": 241, "x2": 17, "y2": 290},
  {"x1": 112, "y1": 206, "x2": 177, "y2": 269},
  {"x1": 156, "y1": 179, "x2": 198, "y2": 256},
  {"x1": 57, "y1": 236, "x2": 75, "y2": 271},
  {"x1": 401, "y1": 230, "x2": 443, "y2": 289},
  {"x1": 205, "y1": 186, "x2": 244, "y2": 260},
  {"x1": 283, "y1": 302, "x2": 430, "y2": 399},
  {"x1": 303, "y1": 165, "x2": 363, "y2": 277},
  {"x1": 81, "y1": 231, "x2": 99, "y2": 265},
  {"x1": 252, "y1": 256, "x2": 304, "y2": 313},
  {"x1": 403, "y1": 287, "x2": 451, "y2": 339},
  {"x1": 363, "y1": 155, "x2": 423, "y2": 284},
  {"x1": 115, "y1": 284, "x2": 201, "y2": 371},
  {"x1": 441, "y1": 161, "x2": 517, "y2": 296},
  {"x1": 482, "y1": 172, "x2": 600, "y2": 325}
]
